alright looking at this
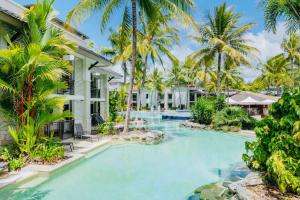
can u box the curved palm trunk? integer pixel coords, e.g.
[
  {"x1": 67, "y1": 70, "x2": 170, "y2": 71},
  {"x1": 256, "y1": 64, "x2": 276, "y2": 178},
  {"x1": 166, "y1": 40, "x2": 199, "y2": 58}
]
[
  {"x1": 123, "y1": 62, "x2": 127, "y2": 84},
  {"x1": 123, "y1": 0, "x2": 137, "y2": 134},
  {"x1": 216, "y1": 53, "x2": 222, "y2": 97}
]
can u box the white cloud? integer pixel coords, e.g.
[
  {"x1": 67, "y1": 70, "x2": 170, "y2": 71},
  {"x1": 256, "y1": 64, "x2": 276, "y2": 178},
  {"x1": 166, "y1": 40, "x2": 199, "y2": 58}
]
[{"x1": 242, "y1": 22, "x2": 287, "y2": 82}]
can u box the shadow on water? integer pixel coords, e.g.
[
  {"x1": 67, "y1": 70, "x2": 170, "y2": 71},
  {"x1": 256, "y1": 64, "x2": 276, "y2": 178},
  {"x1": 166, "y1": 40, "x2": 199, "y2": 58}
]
[{"x1": 1, "y1": 187, "x2": 50, "y2": 200}]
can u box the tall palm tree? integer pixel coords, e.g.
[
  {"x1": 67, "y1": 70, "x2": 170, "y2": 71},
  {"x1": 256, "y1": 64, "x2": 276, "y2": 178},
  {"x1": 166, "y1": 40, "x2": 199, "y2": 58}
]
[
  {"x1": 101, "y1": 27, "x2": 131, "y2": 84},
  {"x1": 262, "y1": 0, "x2": 300, "y2": 32},
  {"x1": 0, "y1": 0, "x2": 76, "y2": 139},
  {"x1": 147, "y1": 68, "x2": 165, "y2": 109},
  {"x1": 259, "y1": 55, "x2": 293, "y2": 95},
  {"x1": 192, "y1": 3, "x2": 257, "y2": 96},
  {"x1": 281, "y1": 32, "x2": 300, "y2": 85},
  {"x1": 67, "y1": 0, "x2": 194, "y2": 134},
  {"x1": 168, "y1": 63, "x2": 187, "y2": 109},
  {"x1": 186, "y1": 52, "x2": 214, "y2": 90},
  {"x1": 221, "y1": 59, "x2": 245, "y2": 95}
]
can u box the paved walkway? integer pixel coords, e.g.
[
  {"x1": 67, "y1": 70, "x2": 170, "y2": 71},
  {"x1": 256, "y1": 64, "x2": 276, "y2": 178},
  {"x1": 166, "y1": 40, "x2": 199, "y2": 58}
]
[{"x1": 0, "y1": 136, "x2": 112, "y2": 189}]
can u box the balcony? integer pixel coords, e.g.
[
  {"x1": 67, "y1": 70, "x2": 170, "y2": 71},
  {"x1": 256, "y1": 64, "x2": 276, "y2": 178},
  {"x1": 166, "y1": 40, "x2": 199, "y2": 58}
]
[
  {"x1": 91, "y1": 88, "x2": 101, "y2": 98},
  {"x1": 57, "y1": 78, "x2": 75, "y2": 95}
]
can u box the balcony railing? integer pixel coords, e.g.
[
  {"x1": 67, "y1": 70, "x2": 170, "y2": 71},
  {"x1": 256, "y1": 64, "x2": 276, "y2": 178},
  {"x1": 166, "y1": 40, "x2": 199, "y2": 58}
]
[
  {"x1": 57, "y1": 79, "x2": 75, "y2": 95},
  {"x1": 91, "y1": 88, "x2": 101, "y2": 98}
]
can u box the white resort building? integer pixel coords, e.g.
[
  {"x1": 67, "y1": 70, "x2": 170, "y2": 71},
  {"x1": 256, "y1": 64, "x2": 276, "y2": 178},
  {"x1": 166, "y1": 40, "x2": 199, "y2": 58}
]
[{"x1": 0, "y1": 0, "x2": 121, "y2": 142}]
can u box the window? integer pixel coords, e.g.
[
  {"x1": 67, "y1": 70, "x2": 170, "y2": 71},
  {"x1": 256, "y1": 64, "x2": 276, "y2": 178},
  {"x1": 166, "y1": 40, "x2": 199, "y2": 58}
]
[
  {"x1": 190, "y1": 93, "x2": 195, "y2": 102},
  {"x1": 168, "y1": 94, "x2": 172, "y2": 99},
  {"x1": 146, "y1": 94, "x2": 149, "y2": 99},
  {"x1": 132, "y1": 94, "x2": 137, "y2": 101}
]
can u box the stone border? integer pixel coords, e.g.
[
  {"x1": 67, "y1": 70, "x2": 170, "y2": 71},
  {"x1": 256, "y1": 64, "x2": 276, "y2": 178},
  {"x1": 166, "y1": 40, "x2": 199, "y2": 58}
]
[{"x1": 180, "y1": 121, "x2": 256, "y2": 138}]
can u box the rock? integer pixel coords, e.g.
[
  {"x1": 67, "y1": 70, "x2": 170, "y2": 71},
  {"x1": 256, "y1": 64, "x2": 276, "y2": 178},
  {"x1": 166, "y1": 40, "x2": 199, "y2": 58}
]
[
  {"x1": 236, "y1": 185, "x2": 264, "y2": 200},
  {"x1": 187, "y1": 194, "x2": 200, "y2": 200},
  {"x1": 180, "y1": 122, "x2": 208, "y2": 129},
  {"x1": 194, "y1": 182, "x2": 227, "y2": 200},
  {"x1": 243, "y1": 172, "x2": 263, "y2": 186},
  {"x1": 228, "y1": 172, "x2": 263, "y2": 193},
  {"x1": 230, "y1": 195, "x2": 239, "y2": 200}
]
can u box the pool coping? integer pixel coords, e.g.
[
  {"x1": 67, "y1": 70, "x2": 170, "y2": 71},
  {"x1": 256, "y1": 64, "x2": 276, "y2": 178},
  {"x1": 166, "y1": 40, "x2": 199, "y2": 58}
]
[{"x1": 0, "y1": 137, "x2": 113, "y2": 190}]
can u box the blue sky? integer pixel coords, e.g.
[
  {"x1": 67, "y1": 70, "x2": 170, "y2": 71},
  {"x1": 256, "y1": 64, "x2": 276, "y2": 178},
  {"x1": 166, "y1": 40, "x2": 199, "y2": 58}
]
[
  {"x1": 15, "y1": 0, "x2": 286, "y2": 81},
  {"x1": 16, "y1": 0, "x2": 264, "y2": 46}
]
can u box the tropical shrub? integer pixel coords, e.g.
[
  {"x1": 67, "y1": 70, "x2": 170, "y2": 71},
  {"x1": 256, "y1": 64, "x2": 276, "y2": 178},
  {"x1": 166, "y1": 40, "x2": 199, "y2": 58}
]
[
  {"x1": 191, "y1": 98, "x2": 214, "y2": 125},
  {"x1": 109, "y1": 91, "x2": 120, "y2": 121},
  {"x1": 31, "y1": 136, "x2": 65, "y2": 163},
  {"x1": 115, "y1": 115, "x2": 125, "y2": 123},
  {"x1": 0, "y1": 0, "x2": 73, "y2": 170},
  {"x1": 214, "y1": 95, "x2": 226, "y2": 111},
  {"x1": 98, "y1": 117, "x2": 116, "y2": 136},
  {"x1": 243, "y1": 87, "x2": 300, "y2": 195},
  {"x1": 213, "y1": 107, "x2": 256, "y2": 131},
  {"x1": 0, "y1": 147, "x2": 25, "y2": 171}
]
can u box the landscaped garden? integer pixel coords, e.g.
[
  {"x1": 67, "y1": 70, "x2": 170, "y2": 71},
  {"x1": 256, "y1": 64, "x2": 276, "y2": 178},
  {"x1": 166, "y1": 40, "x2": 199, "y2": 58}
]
[{"x1": 0, "y1": 0, "x2": 299, "y2": 199}]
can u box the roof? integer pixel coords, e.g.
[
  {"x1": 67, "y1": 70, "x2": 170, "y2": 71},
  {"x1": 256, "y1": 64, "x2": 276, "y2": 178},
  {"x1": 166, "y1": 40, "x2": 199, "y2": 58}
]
[
  {"x1": 227, "y1": 91, "x2": 280, "y2": 105},
  {"x1": 78, "y1": 46, "x2": 111, "y2": 65},
  {"x1": 90, "y1": 66, "x2": 123, "y2": 78},
  {"x1": 0, "y1": 0, "x2": 110, "y2": 64}
]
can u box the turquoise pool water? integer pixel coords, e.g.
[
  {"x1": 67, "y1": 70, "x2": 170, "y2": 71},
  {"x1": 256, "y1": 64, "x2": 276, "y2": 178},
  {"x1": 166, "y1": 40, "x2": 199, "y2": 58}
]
[{"x1": 0, "y1": 112, "x2": 249, "y2": 200}]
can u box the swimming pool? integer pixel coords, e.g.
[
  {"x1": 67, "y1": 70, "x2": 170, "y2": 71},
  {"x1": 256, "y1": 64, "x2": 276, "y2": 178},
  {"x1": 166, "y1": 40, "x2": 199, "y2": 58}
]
[{"x1": 0, "y1": 112, "x2": 249, "y2": 200}]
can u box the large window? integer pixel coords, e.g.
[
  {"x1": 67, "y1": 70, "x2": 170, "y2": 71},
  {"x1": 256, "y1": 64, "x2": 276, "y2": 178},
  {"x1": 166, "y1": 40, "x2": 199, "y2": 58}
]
[{"x1": 91, "y1": 73, "x2": 101, "y2": 98}]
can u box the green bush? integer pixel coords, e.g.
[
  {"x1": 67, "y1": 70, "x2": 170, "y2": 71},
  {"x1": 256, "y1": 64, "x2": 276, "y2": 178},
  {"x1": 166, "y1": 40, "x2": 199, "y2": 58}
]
[
  {"x1": 213, "y1": 106, "x2": 256, "y2": 131},
  {"x1": 109, "y1": 91, "x2": 120, "y2": 121},
  {"x1": 191, "y1": 98, "x2": 214, "y2": 125},
  {"x1": 98, "y1": 117, "x2": 116, "y2": 136},
  {"x1": 31, "y1": 136, "x2": 65, "y2": 163},
  {"x1": 214, "y1": 95, "x2": 226, "y2": 111},
  {"x1": 243, "y1": 87, "x2": 300, "y2": 195},
  {"x1": 0, "y1": 147, "x2": 25, "y2": 171}
]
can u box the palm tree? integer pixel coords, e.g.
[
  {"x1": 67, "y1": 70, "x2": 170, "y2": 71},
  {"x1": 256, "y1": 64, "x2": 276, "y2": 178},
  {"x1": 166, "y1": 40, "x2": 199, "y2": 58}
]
[
  {"x1": 147, "y1": 68, "x2": 165, "y2": 109},
  {"x1": 221, "y1": 59, "x2": 245, "y2": 96},
  {"x1": 259, "y1": 55, "x2": 293, "y2": 95},
  {"x1": 186, "y1": 52, "x2": 214, "y2": 91},
  {"x1": 101, "y1": 27, "x2": 131, "y2": 84},
  {"x1": 168, "y1": 63, "x2": 187, "y2": 109},
  {"x1": 262, "y1": 0, "x2": 300, "y2": 32},
  {"x1": 192, "y1": 3, "x2": 257, "y2": 96},
  {"x1": 0, "y1": 0, "x2": 76, "y2": 140},
  {"x1": 67, "y1": 0, "x2": 194, "y2": 134},
  {"x1": 281, "y1": 32, "x2": 300, "y2": 85}
]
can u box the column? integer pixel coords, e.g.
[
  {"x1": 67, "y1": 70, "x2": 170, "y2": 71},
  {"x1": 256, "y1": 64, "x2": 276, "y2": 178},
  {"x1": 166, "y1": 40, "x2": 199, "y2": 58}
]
[{"x1": 100, "y1": 74, "x2": 109, "y2": 119}]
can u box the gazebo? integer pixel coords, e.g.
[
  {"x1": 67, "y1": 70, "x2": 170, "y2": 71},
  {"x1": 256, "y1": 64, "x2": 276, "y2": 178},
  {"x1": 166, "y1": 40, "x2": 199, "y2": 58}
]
[{"x1": 226, "y1": 91, "x2": 280, "y2": 118}]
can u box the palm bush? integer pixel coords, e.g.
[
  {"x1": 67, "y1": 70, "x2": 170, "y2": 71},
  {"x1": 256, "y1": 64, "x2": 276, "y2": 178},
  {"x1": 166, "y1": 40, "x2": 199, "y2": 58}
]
[
  {"x1": 0, "y1": 0, "x2": 75, "y2": 169},
  {"x1": 213, "y1": 106, "x2": 256, "y2": 131},
  {"x1": 191, "y1": 98, "x2": 214, "y2": 125},
  {"x1": 243, "y1": 87, "x2": 300, "y2": 194}
]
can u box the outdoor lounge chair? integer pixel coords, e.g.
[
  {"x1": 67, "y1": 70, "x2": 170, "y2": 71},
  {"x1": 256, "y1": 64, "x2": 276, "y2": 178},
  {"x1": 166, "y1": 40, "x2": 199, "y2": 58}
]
[
  {"x1": 74, "y1": 123, "x2": 98, "y2": 141},
  {"x1": 61, "y1": 141, "x2": 74, "y2": 152}
]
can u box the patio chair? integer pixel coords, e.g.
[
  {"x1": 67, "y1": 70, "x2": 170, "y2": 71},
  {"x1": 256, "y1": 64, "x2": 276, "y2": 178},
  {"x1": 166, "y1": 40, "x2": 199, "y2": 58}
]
[
  {"x1": 74, "y1": 123, "x2": 98, "y2": 141},
  {"x1": 61, "y1": 141, "x2": 74, "y2": 152}
]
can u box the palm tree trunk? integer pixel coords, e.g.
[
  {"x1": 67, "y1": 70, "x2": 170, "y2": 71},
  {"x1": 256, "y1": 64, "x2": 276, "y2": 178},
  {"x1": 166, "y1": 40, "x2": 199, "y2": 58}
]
[
  {"x1": 139, "y1": 55, "x2": 148, "y2": 109},
  {"x1": 123, "y1": 62, "x2": 127, "y2": 84},
  {"x1": 216, "y1": 53, "x2": 222, "y2": 97},
  {"x1": 123, "y1": 0, "x2": 137, "y2": 134}
]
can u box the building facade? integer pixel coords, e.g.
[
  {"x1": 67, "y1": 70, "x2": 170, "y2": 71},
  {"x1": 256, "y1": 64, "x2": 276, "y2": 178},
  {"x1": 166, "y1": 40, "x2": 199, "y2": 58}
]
[{"x1": 0, "y1": 0, "x2": 121, "y2": 141}]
